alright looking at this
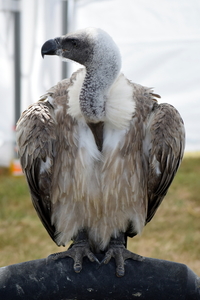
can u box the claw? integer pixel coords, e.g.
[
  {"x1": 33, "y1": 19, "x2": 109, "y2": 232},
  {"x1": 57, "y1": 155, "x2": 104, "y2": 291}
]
[
  {"x1": 87, "y1": 252, "x2": 100, "y2": 264},
  {"x1": 116, "y1": 265, "x2": 125, "y2": 277},
  {"x1": 74, "y1": 261, "x2": 82, "y2": 273},
  {"x1": 101, "y1": 249, "x2": 113, "y2": 265},
  {"x1": 49, "y1": 242, "x2": 100, "y2": 274},
  {"x1": 101, "y1": 237, "x2": 144, "y2": 277},
  {"x1": 48, "y1": 229, "x2": 100, "y2": 273}
]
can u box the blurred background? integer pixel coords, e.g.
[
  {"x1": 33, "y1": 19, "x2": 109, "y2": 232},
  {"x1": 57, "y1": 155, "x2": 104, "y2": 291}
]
[{"x1": 0, "y1": 0, "x2": 199, "y2": 275}]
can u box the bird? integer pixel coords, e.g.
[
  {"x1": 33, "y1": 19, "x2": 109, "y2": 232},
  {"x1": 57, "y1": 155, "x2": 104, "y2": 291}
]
[{"x1": 16, "y1": 27, "x2": 185, "y2": 277}]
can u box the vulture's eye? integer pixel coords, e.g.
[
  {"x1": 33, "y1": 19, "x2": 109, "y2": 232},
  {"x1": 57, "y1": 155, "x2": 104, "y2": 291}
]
[{"x1": 72, "y1": 40, "x2": 78, "y2": 48}]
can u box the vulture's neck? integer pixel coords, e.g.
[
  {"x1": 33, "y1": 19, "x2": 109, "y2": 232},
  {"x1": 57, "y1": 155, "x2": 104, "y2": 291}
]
[{"x1": 79, "y1": 60, "x2": 120, "y2": 124}]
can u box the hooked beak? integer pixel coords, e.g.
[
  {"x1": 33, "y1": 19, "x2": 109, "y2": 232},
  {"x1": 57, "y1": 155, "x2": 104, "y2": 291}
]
[{"x1": 41, "y1": 38, "x2": 61, "y2": 58}]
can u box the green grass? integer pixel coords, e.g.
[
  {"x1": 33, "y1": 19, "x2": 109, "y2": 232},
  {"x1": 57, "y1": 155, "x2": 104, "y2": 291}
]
[
  {"x1": 0, "y1": 155, "x2": 199, "y2": 276},
  {"x1": 128, "y1": 154, "x2": 200, "y2": 275}
]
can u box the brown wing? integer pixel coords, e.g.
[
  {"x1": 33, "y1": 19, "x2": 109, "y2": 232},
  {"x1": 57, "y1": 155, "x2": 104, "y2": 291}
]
[
  {"x1": 16, "y1": 70, "x2": 84, "y2": 245},
  {"x1": 16, "y1": 100, "x2": 58, "y2": 241},
  {"x1": 145, "y1": 102, "x2": 185, "y2": 223}
]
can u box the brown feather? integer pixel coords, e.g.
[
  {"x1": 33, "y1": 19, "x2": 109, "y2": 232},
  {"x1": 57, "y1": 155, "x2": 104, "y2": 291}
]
[{"x1": 16, "y1": 68, "x2": 185, "y2": 250}]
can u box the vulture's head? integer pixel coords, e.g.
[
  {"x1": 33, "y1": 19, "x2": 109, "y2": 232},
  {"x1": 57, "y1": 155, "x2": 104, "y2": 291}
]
[{"x1": 41, "y1": 28, "x2": 121, "y2": 74}]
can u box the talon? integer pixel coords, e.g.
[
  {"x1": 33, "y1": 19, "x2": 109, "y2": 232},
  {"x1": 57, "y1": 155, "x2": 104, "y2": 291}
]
[
  {"x1": 48, "y1": 229, "x2": 99, "y2": 273},
  {"x1": 136, "y1": 255, "x2": 144, "y2": 262},
  {"x1": 88, "y1": 253, "x2": 100, "y2": 264},
  {"x1": 103, "y1": 257, "x2": 111, "y2": 265},
  {"x1": 116, "y1": 266, "x2": 125, "y2": 277},
  {"x1": 74, "y1": 261, "x2": 82, "y2": 273},
  {"x1": 103, "y1": 233, "x2": 143, "y2": 277},
  {"x1": 101, "y1": 249, "x2": 113, "y2": 265},
  {"x1": 101, "y1": 257, "x2": 108, "y2": 265}
]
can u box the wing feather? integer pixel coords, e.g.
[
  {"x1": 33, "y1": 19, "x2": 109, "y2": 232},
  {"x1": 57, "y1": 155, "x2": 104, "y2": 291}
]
[
  {"x1": 16, "y1": 100, "x2": 57, "y2": 241},
  {"x1": 145, "y1": 103, "x2": 185, "y2": 223}
]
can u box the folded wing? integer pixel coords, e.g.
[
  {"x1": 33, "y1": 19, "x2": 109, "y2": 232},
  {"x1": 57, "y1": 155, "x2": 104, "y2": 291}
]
[
  {"x1": 145, "y1": 103, "x2": 185, "y2": 223},
  {"x1": 16, "y1": 100, "x2": 58, "y2": 240}
]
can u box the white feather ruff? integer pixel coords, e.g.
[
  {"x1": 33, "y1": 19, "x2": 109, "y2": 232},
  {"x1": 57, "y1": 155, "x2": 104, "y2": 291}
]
[{"x1": 67, "y1": 69, "x2": 135, "y2": 130}]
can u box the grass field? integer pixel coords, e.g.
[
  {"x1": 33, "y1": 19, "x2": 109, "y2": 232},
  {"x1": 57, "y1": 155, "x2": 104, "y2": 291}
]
[{"x1": 0, "y1": 154, "x2": 199, "y2": 276}]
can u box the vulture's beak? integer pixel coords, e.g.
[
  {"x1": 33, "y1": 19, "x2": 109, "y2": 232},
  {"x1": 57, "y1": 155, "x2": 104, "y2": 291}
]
[{"x1": 41, "y1": 38, "x2": 60, "y2": 58}]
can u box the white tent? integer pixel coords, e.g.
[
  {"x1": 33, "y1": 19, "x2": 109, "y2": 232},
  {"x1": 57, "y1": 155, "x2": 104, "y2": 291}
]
[{"x1": 0, "y1": 0, "x2": 200, "y2": 166}]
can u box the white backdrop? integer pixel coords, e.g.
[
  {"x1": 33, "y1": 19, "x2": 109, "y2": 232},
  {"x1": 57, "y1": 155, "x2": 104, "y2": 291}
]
[{"x1": 0, "y1": 0, "x2": 200, "y2": 166}]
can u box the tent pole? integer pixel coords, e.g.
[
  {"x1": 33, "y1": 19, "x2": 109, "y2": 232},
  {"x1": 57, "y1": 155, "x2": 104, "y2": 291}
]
[
  {"x1": 62, "y1": 0, "x2": 68, "y2": 79},
  {"x1": 14, "y1": 0, "x2": 21, "y2": 126}
]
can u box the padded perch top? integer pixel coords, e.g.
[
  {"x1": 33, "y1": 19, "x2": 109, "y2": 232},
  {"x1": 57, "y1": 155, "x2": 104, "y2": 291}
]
[{"x1": 0, "y1": 255, "x2": 199, "y2": 300}]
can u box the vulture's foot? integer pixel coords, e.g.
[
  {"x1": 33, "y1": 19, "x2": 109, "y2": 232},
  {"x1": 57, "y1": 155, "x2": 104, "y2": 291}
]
[
  {"x1": 102, "y1": 233, "x2": 144, "y2": 277},
  {"x1": 49, "y1": 229, "x2": 99, "y2": 273}
]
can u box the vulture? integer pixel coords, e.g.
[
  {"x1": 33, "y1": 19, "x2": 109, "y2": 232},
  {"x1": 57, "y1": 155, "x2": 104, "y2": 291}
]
[{"x1": 16, "y1": 28, "x2": 185, "y2": 277}]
